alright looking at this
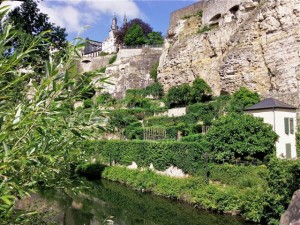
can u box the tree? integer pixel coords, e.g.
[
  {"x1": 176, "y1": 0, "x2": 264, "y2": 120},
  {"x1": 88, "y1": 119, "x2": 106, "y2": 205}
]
[
  {"x1": 146, "y1": 32, "x2": 164, "y2": 45},
  {"x1": 0, "y1": 7, "x2": 106, "y2": 222},
  {"x1": 108, "y1": 110, "x2": 138, "y2": 136},
  {"x1": 166, "y1": 84, "x2": 193, "y2": 107},
  {"x1": 116, "y1": 18, "x2": 152, "y2": 45},
  {"x1": 228, "y1": 87, "x2": 260, "y2": 113},
  {"x1": 124, "y1": 24, "x2": 147, "y2": 46},
  {"x1": 191, "y1": 78, "x2": 212, "y2": 103},
  {"x1": 144, "y1": 82, "x2": 164, "y2": 99},
  {"x1": 6, "y1": 0, "x2": 67, "y2": 72},
  {"x1": 205, "y1": 113, "x2": 278, "y2": 162}
]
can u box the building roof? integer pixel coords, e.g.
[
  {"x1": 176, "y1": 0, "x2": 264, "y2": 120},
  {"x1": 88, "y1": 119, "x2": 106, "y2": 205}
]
[{"x1": 244, "y1": 98, "x2": 297, "y2": 111}]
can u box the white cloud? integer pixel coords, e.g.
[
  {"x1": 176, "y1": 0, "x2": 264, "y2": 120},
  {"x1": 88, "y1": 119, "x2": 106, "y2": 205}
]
[
  {"x1": 0, "y1": 1, "x2": 22, "y2": 11},
  {"x1": 38, "y1": 0, "x2": 142, "y2": 35}
]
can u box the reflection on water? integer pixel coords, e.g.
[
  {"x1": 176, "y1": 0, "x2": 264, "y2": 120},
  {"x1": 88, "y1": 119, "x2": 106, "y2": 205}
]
[{"x1": 19, "y1": 179, "x2": 255, "y2": 225}]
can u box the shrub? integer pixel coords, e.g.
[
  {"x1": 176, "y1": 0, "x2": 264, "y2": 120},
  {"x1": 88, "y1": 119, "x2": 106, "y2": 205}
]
[
  {"x1": 166, "y1": 78, "x2": 212, "y2": 108},
  {"x1": 228, "y1": 87, "x2": 260, "y2": 113},
  {"x1": 144, "y1": 82, "x2": 164, "y2": 99},
  {"x1": 124, "y1": 121, "x2": 143, "y2": 140},
  {"x1": 262, "y1": 158, "x2": 300, "y2": 224},
  {"x1": 198, "y1": 25, "x2": 211, "y2": 34},
  {"x1": 82, "y1": 140, "x2": 207, "y2": 174},
  {"x1": 96, "y1": 92, "x2": 114, "y2": 105},
  {"x1": 109, "y1": 55, "x2": 117, "y2": 64},
  {"x1": 182, "y1": 134, "x2": 204, "y2": 142},
  {"x1": 166, "y1": 83, "x2": 193, "y2": 107},
  {"x1": 191, "y1": 78, "x2": 212, "y2": 103},
  {"x1": 83, "y1": 99, "x2": 93, "y2": 108},
  {"x1": 150, "y1": 62, "x2": 159, "y2": 81},
  {"x1": 206, "y1": 113, "x2": 278, "y2": 162}
]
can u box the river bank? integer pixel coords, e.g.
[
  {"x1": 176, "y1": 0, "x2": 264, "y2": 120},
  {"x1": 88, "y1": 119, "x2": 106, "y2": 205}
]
[{"x1": 76, "y1": 163, "x2": 268, "y2": 223}]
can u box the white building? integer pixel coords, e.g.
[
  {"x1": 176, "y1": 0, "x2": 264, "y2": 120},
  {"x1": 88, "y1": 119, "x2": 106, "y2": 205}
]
[
  {"x1": 244, "y1": 98, "x2": 297, "y2": 159},
  {"x1": 102, "y1": 16, "x2": 119, "y2": 54}
]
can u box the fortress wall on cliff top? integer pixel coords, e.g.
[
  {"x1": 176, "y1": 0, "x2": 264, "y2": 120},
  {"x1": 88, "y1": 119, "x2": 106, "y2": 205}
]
[
  {"x1": 168, "y1": 0, "x2": 248, "y2": 34},
  {"x1": 168, "y1": 1, "x2": 204, "y2": 34}
]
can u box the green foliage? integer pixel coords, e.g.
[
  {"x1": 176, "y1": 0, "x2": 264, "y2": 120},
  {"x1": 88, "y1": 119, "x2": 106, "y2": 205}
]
[
  {"x1": 228, "y1": 87, "x2": 260, "y2": 113},
  {"x1": 182, "y1": 134, "x2": 204, "y2": 142},
  {"x1": 124, "y1": 121, "x2": 143, "y2": 140},
  {"x1": 74, "y1": 71, "x2": 97, "y2": 100},
  {"x1": 146, "y1": 31, "x2": 164, "y2": 45},
  {"x1": 191, "y1": 78, "x2": 212, "y2": 102},
  {"x1": 96, "y1": 92, "x2": 115, "y2": 105},
  {"x1": 150, "y1": 62, "x2": 159, "y2": 81},
  {"x1": 296, "y1": 126, "x2": 300, "y2": 158},
  {"x1": 263, "y1": 158, "x2": 300, "y2": 224},
  {"x1": 198, "y1": 25, "x2": 211, "y2": 34},
  {"x1": 144, "y1": 82, "x2": 164, "y2": 99},
  {"x1": 6, "y1": 0, "x2": 67, "y2": 72},
  {"x1": 116, "y1": 18, "x2": 153, "y2": 45},
  {"x1": 83, "y1": 140, "x2": 206, "y2": 174},
  {"x1": 99, "y1": 66, "x2": 106, "y2": 73},
  {"x1": 108, "y1": 109, "x2": 139, "y2": 133},
  {"x1": 83, "y1": 99, "x2": 93, "y2": 108},
  {"x1": 124, "y1": 24, "x2": 147, "y2": 46},
  {"x1": 210, "y1": 164, "x2": 269, "y2": 189},
  {"x1": 182, "y1": 10, "x2": 203, "y2": 19},
  {"x1": 0, "y1": 7, "x2": 106, "y2": 223},
  {"x1": 166, "y1": 78, "x2": 212, "y2": 108},
  {"x1": 108, "y1": 55, "x2": 117, "y2": 64},
  {"x1": 166, "y1": 83, "x2": 193, "y2": 107},
  {"x1": 206, "y1": 113, "x2": 278, "y2": 162},
  {"x1": 187, "y1": 95, "x2": 231, "y2": 125},
  {"x1": 102, "y1": 166, "x2": 267, "y2": 222}
]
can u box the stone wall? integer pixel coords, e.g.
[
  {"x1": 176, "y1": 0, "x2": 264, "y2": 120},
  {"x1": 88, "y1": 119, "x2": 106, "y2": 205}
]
[
  {"x1": 280, "y1": 190, "x2": 300, "y2": 225},
  {"x1": 78, "y1": 55, "x2": 111, "y2": 73},
  {"x1": 168, "y1": 1, "x2": 204, "y2": 35},
  {"x1": 101, "y1": 46, "x2": 163, "y2": 99}
]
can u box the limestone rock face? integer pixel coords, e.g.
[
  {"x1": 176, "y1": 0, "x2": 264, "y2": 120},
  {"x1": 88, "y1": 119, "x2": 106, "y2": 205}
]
[
  {"x1": 103, "y1": 47, "x2": 163, "y2": 99},
  {"x1": 159, "y1": 0, "x2": 300, "y2": 107},
  {"x1": 280, "y1": 189, "x2": 300, "y2": 225}
]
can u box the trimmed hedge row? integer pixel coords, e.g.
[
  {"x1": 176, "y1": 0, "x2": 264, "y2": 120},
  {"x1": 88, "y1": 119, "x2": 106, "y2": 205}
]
[{"x1": 82, "y1": 140, "x2": 207, "y2": 174}]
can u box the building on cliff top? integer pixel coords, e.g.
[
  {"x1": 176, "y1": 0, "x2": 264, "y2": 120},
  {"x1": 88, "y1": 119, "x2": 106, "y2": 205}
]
[
  {"x1": 245, "y1": 98, "x2": 297, "y2": 159},
  {"x1": 83, "y1": 15, "x2": 128, "y2": 56}
]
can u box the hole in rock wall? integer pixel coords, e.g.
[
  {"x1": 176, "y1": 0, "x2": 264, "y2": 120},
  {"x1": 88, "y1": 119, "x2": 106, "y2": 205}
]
[
  {"x1": 209, "y1": 13, "x2": 222, "y2": 22},
  {"x1": 229, "y1": 5, "x2": 239, "y2": 15},
  {"x1": 82, "y1": 59, "x2": 91, "y2": 64}
]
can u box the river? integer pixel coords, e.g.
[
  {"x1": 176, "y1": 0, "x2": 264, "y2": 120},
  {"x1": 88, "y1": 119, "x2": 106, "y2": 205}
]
[{"x1": 19, "y1": 179, "x2": 255, "y2": 225}]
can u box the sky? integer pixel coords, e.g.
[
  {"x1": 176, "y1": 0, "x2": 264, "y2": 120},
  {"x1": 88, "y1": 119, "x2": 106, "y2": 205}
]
[{"x1": 3, "y1": 0, "x2": 197, "y2": 42}]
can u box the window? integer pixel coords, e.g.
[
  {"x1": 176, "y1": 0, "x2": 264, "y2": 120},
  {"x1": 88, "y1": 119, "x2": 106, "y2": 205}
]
[
  {"x1": 284, "y1": 117, "x2": 294, "y2": 135},
  {"x1": 286, "y1": 143, "x2": 291, "y2": 159}
]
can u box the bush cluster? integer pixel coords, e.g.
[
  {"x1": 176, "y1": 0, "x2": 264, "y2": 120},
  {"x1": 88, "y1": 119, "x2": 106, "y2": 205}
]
[
  {"x1": 82, "y1": 140, "x2": 206, "y2": 174},
  {"x1": 101, "y1": 166, "x2": 268, "y2": 222}
]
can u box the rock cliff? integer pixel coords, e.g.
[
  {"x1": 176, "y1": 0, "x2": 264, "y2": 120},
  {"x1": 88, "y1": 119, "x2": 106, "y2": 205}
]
[
  {"x1": 158, "y1": 0, "x2": 300, "y2": 107},
  {"x1": 103, "y1": 47, "x2": 162, "y2": 99}
]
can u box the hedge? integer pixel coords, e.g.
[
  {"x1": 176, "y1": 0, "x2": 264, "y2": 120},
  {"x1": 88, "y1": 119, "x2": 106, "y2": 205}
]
[{"x1": 82, "y1": 140, "x2": 207, "y2": 174}]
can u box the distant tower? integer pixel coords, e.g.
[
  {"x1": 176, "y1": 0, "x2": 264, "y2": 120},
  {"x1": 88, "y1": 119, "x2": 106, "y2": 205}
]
[
  {"x1": 123, "y1": 14, "x2": 128, "y2": 26},
  {"x1": 111, "y1": 15, "x2": 118, "y2": 31}
]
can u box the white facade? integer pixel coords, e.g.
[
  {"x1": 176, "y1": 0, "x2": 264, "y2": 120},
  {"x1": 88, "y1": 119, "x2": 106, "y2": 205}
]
[
  {"x1": 245, "y1": 108, "x2": 297, "y2": 159},
  {"x1": 102, "y1": 30, "x2": 118, "y2": 54}
]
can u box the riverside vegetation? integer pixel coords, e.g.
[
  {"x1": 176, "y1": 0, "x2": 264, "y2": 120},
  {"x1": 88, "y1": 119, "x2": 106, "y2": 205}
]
[{"x1": 0, "y1": 3, "x2": 300, "y2": 225}]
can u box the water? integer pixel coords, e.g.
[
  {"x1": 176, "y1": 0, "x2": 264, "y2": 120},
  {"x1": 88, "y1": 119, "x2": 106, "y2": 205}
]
[{"x1": 32, "y1": 179, "x2": 254, "y2": 225}]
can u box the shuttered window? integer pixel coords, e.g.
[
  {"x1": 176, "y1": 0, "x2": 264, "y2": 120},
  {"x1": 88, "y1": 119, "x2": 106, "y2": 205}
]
[
  {"x1": 286, "y1": 143, "x2": 292, "y2": 159},
  {"x1": 290, "y1": 118, "x2": 294, "y2": 134},
  {"x1": 284, "y1": 117, "x2": 295, "y2": 135},
  {"x1": 284, "y1": 118, "x2": 289, "y2": 134}
]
